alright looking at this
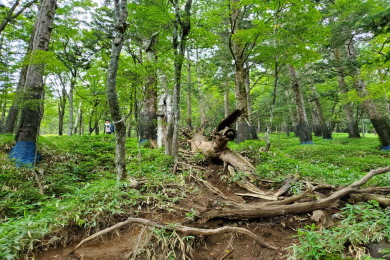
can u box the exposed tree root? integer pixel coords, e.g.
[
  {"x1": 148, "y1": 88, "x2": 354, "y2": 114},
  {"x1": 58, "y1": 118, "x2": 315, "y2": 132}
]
[
  {"x1": 68, "y1": 217, "x2": 276, "y2": 255},
  {"x1": 201, "y1": 166, "x2": 390, "y2": 221}
]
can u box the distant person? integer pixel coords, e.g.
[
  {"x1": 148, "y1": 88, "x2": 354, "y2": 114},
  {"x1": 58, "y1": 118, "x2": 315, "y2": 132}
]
[{"x1": 105, "y1": 119, "x2": 114, "y2": 134}]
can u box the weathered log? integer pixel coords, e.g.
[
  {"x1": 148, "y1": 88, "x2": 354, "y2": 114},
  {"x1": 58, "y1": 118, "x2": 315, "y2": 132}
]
[
  {"x1": 201, "y1": 166, "x2": 390, "y2": 221},
  {"x1": 188, "y1": 109, "x2": 257, "y2": 180}
]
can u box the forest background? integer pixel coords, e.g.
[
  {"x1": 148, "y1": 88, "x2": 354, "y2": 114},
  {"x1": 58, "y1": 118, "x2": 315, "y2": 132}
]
[{"x1": 0, "y1": 0, "x2": 390, "y2": 259}]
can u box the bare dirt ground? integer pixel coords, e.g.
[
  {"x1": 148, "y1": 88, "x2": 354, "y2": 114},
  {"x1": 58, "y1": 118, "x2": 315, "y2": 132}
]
[{"x1": 33, "y1": 165, "x2": 310, "y2": 260}]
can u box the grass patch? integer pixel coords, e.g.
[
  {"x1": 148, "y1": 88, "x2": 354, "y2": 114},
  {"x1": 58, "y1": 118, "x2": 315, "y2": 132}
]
[
  {"x1": 289, "y1": 201, "x2": 390, "y2": 260},
  {"x1": 0, "y1": 135, "x2": 182, "y2": 259},
  {"x1": 230, "y1": 133, "x2": 390, "y2": 186}
]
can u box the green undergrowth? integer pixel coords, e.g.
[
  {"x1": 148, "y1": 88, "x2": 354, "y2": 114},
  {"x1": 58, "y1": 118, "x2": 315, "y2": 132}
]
[
  {"x1": 0, "y1": 134, "x2": 181, "y2": 259},
  {"x1": 230, "y1": 133, "x2": 390, "y2": 187},
  {"x1": 289, "y1": 201, "x2": 390, "y2": 260},
  {"x1": 231, "y1": 133, "x2": 389, "y2": 259},
  {"x1": 1, "y1": 133, "x2": 389, "y2": 259}
]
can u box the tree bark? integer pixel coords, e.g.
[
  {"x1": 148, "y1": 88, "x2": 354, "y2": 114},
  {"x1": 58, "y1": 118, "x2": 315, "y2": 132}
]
[
  {"x1": 139, "y1": 33, "x2": 158, "y2": 142},
  {"x1": 229, "y1": 0, "x2": 256, "y2": 142},
  {"x1": 265, "y1": 61, "x2": 280, "y2": 152},
  {"x1": 4, "y1": 23, "x2": 37, "y2": 134},
  {"x1": 333, "y1": 47, "x2": 361, "y2": 138},
  {"x1": 186, "y1": 48, "x2": 192, "y2": 129},
  {"x1": 106, "y1": 0, "x2": 128, "y2": 181},
  {"x1": 67, "y1": 79, "x2": 75, "y2": 136},
  {"x1": 288, "y1": 65, "x2": 312, "y2": 144},
  {"x1": 345, "y1": 40, "x2": 390, "y2": 148},
  {"x1": 15, "y1": 0, "x2": 56, "y2": 142}
]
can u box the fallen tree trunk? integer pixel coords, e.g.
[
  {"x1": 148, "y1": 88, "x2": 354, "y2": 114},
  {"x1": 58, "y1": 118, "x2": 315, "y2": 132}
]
[{"x1": 201, "y1": 166, "x2": 390, "y2": 221}]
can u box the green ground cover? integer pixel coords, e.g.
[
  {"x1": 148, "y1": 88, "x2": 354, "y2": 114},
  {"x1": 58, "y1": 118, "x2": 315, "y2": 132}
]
[{"x1": 0, "y1": 133, "x2": 389, "y2": 259}]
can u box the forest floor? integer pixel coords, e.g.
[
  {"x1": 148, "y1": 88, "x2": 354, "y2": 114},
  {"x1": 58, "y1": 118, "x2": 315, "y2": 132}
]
[
  {"x1": 35, "y1": 164, "x2": 301, "y2": 260},
  {"x1": 1, "y1": 133, "x2": 389, "y2": 260}
]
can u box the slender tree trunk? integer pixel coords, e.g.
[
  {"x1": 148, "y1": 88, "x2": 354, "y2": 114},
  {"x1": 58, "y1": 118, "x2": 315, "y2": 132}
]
[
  {"x1": 224, "y1": 82, "x2": 230, "y2": 118},
  {"x1": 169, "y1": 0, "x2": 192, "y2": 159},
  {"x1": 288, "y1": 65, "x2": 312, "y2": 144},
  {"x1": 67, "y1": 79, "x2": 75, "y2": 136},
  {"x1": 264, "y1": 62, "x2": 279, "y2": 152},
  {"x1": 106, "y1": 0, "x2": 128, "y2": 181},
  {"x1": 15, "y1": 0, "x2": 56, "y2": 143},
  {"x1": 73, "y1": 101, "x2": 81, "y2": 134},
  {"x1": 229, "y1": 0, "x2": 255, "y2": 142},
  {"x1": 57, "y1": 79, "x2": 67, "y2": 135},
  {"x1": 333, "y1": 47, "x2": 360, "y2": 138},
  {"x1": 186, "y1": 48, "x2": 192, "y2": 129},
  {"x1": 244, "y1": 64, "x2": 253, "y2": 125}
]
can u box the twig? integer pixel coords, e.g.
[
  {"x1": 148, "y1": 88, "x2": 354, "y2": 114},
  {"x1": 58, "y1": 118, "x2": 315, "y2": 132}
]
[{"x1": 68, "y1": 217, "x2": 276, "y2": 254}]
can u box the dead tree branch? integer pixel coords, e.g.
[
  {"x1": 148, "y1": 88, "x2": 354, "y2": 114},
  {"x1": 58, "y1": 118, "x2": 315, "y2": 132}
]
[{"x1": 202, "y1": 166, "x2": 390, "y2": 221}]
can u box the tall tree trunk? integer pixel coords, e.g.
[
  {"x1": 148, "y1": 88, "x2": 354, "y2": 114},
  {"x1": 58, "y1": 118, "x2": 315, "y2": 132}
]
[
  {"x1": 229, "y1": 0, "x2": 254, "y2": 142},
  {"x1": 4, "y1": 25, "x2": 36, "y2": 134},
  {"x1": 73, "y1": 101, "x2": 82, "y2": 134},
  {"x1": 10, "y1": 0, "x2": 56, "y2": 165},
  {"x1": 57, "y1": 76, "x2": 67, "y2": 136},
  {"x1": 67, "y1": 79, "x2": 75, "y2": 136},
  {"x1": 333, "y1": 47, "x2": 360, "y2": 138},
  {"x1": 311, "y1": 103, "x2": 322, "y2": 137},
  {"x1": 139, "y1": 32, "x2": 158, "y2": 142},
  {"x1": 288, "y1": 65, "x2": 312, "y2": 144},
  {"x1": 169, "y1": 0, "x2": 192, "y2": 159},
  {"x1": 345, "y1": 40, "x2": 390, "y2": 148},
  {"x1": 284, "y1": 89, "x2": 298, "y2": 137},
  {"x1": 15, "y1": 0, "x2": 56, "y2": 141},
  {"x1": 264, "y1": 62, "x2": 280, "y2": 152},
  {"x1": 186, "y1": 48, "x2": 192, "y2": 129},
  {"x1": 106, "y1": 0, "x2": 128, "y2": 181}
]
